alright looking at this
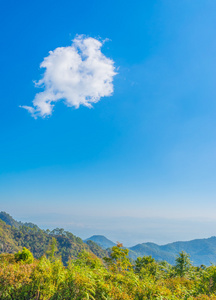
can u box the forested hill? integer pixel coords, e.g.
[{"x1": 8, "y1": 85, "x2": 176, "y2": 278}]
[{"x1": 0, "y1": 212, "x2": 108, "y2": 265}]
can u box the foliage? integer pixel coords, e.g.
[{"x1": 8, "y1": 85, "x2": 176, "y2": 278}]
[
  {"x1": 0, "y1": 220, "x2": 20, "y2": 253},
  {"x1": 174, "y1": 251, "x2": 192, "y2": 277},
  {"x1": 1, "y1": 244, "x2": 216, "y2": 299},
  {"x1": 104, "y1": 242, "x2": 132, "y2": 273},
  {"x1": 15, "y1": 247, "x2": 34, "y2": 264}
]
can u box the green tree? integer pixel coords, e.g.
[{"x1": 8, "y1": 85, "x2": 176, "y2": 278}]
[
  {"x1": 134, "y1": 255, "x2": 159, "y2": 277},
  {"x1": 46, "y1": 237, "x2": 58, "y2": 261},
  {"x1": 104, "y1": 242, "x2": 132, "y2": 272},
  {"x1": 175, "y1": 251, "x2": 191, "y2": 277}
]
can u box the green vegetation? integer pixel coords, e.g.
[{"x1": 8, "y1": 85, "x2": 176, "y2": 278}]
[
  {"x1": 1, "y1": 243, "x2": 216, "y2": 299},
  {"x1": 2, "y1": 212, "x2": 216, "y2": 298},
  {"x1": 0, "y1": 219, "x2": 20, "y2": 253},
  {"x1": 15, "y1": 247, "x2": 34, "y2": 264},
  {"x1": 0, "y1": 213, "x2": 108, "y2": 265}
]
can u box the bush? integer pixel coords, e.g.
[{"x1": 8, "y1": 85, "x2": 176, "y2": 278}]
[{"x1": 14, "y1": 247, "x2": 34, "y2": 264}]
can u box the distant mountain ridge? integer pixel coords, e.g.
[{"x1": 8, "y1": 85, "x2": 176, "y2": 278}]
[{"x1": 86, "y1": 235, "x2": 216, "y2": 266}]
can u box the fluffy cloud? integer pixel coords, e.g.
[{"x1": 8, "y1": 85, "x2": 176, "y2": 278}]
[{"x1": 21, "y1": 35, "x2": 116, "y2": 118}]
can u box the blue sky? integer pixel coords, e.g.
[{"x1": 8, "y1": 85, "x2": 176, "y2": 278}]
[{"x1": 1, "y1": 0, "x2": 216, "y2": 245}]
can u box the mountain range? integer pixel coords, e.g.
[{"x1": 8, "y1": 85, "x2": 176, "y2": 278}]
[
  {"x1": 85, "y1": 235, "x2": 216, "y2": 266},
  {"x1": 1, "y1": 211, "x2": 216, "y2": 266}
]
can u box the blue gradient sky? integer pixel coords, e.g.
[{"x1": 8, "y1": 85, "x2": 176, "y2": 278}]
[{"x1": 1, "y1": 0, "x2": 216, "y2": 245}]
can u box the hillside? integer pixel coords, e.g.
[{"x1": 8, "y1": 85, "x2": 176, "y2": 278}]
[
  {"x1": 0, "y1": 219, "x2": 20, "y2": 253},
  {"x1": 0, "y1": 212, "x2": 108, "y2": 265},
  {"x1": 0, "y1": 211, "x2": 40, "y2": 229}
]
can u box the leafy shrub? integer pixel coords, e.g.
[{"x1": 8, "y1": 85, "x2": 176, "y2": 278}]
[{"x1": 14, "y1": 247, "x2": 34, "y2": 264}]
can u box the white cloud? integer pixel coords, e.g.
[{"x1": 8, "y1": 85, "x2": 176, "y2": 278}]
[{"x1": 21, "y1": 35, "x2": 116, "y2": 118}]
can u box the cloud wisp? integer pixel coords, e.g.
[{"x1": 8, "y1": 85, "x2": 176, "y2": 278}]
[{"x1": 21, "y1": 35, "x2": 116, "y2": 118}]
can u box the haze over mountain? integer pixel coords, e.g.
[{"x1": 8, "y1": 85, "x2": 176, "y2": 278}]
[
  {"x1": 86, "y1": 235, "x2": 216, "y2": 266},
  {"x1": 1, "y1": 211, "x2": 216, "y2": 267}
]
